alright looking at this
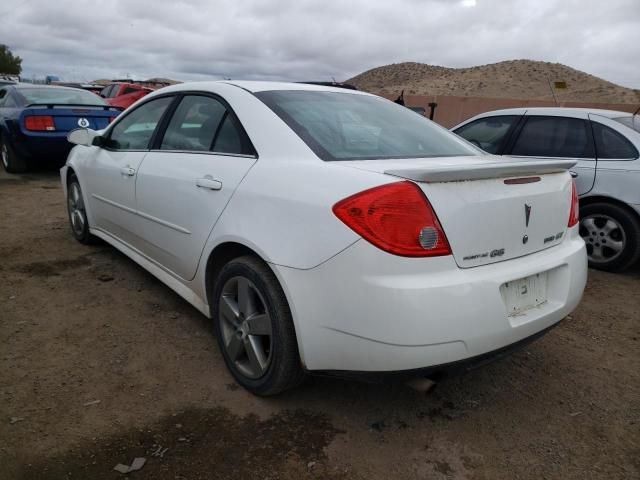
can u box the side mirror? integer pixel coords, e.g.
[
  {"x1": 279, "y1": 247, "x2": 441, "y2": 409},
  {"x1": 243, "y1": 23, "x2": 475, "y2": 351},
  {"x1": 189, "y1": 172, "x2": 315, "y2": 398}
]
[{"x1": 67, "y1": 128, "x2": 99, "y2": 147}]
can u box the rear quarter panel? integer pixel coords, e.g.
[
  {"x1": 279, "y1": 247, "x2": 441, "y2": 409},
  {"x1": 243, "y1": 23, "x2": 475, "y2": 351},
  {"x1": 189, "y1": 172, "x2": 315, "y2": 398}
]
[
  {"x1": 203, "y1": 159, "x2": 392, "y2": 270},
  {"x1": 589, "y1": 115, "x2": 640, "y2": 206},
  {"x1": 590, "y1": 159, "x2": 640, "y2": 205}
]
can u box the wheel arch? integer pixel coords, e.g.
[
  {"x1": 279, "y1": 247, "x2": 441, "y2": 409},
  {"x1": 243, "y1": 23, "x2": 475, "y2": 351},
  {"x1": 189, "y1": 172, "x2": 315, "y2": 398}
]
[
  {"x1": 204, "y1": 242, "x2": 262, "y2": 305},
  {"x1": 65, "y1": 165, "x2": 77, "y2": 184},
  {"x1": 579, "y1": 194, "x2": 640, "y2": 223},
  {"x1": 62, "y1": 162, "x2": 97, "y2": 229},
  {"x1": 203, "y1": 240, "x2": 307, "y2": 366}
]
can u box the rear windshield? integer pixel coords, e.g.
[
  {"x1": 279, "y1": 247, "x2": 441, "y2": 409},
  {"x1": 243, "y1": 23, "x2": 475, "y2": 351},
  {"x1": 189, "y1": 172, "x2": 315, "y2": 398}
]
[
  {"x1": 256, "y1": 90, "x2": 479, "y2": 161},
  {"x1": 613, "y1": 116, "x2": 640, "y2": 133},
  {"x1": 19, "y1": 87, "x2": 106, "y2": 106}
]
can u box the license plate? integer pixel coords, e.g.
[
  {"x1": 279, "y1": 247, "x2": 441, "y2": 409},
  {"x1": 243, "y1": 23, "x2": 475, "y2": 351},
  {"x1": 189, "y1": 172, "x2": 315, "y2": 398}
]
[{"x1": 501, "y1": 272, "x2": 548, "y2": 316}]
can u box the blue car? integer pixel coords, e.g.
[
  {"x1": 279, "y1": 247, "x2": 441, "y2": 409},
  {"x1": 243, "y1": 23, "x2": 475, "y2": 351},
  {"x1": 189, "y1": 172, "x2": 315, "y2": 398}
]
[{"x1": 0, "y1": 84, "x2": 121, "y2": 173}]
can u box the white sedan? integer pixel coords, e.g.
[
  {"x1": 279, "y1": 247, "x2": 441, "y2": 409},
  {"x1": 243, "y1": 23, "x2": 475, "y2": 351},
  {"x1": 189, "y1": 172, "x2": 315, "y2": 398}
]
[{"x1": 61, "y1": 81, "x2": 587, "y2": 395}]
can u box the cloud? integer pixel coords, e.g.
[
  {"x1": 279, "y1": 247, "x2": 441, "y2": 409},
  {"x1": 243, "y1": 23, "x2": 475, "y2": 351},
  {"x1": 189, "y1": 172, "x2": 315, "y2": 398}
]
[{"x1": 1, "y1": 0, "x2": 638, "y2": 88}]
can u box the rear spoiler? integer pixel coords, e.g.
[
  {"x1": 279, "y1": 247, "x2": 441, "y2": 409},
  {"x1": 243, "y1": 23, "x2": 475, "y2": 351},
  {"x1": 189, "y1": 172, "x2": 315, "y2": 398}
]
[
  {"x1": 25, "y1": 103, "x2": 123, "y2": 112},
  {"x1": 385, "y1": 158, "x2": 577, "y2": 183}
]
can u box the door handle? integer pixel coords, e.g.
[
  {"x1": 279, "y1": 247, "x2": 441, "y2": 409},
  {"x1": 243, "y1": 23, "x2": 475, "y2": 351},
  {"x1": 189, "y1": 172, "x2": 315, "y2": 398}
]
[
  {"x1": 120, "y1": 166, "x2": 136, "y2": 176},
  {"x1": 196, "y1": 176, "x2": 222, "y2": 190},
  {"x1": 569, "y1": 170, "x2": 578, "y2": 178}
]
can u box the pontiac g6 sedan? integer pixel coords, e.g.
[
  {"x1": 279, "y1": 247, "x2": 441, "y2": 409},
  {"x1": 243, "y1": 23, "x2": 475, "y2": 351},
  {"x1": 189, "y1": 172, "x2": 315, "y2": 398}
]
[{"x1": 61, "y1": 82, "x2": 587, "y2": 395}]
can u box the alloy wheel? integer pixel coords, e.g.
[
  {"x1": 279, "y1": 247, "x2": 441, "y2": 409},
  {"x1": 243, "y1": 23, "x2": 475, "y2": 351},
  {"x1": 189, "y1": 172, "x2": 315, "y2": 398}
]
[
  {"x1": 218, "y1": 276, "x2": 273, "y2": 379},
  {"x1": 68, "y1": 182, "x2": 86, "y2": 236},
  {"x1": 1, "y1": 143, "x2": 8, "y2": 169},
  {"x1": 579, "y1": 214, "x2": 626, "y2": 264}
]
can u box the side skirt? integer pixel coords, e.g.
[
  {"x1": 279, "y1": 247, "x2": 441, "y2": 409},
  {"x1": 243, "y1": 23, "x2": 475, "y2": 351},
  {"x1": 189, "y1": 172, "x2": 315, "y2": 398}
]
[{"x1": 90, "y1": 227, "x2": 211, "y2": 318}]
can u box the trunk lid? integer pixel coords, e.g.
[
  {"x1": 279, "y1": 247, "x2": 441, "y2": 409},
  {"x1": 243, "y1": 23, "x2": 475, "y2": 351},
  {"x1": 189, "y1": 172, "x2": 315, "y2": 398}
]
[{"x1": 341, "y1": 156, "x2": 576, "y2": 268}]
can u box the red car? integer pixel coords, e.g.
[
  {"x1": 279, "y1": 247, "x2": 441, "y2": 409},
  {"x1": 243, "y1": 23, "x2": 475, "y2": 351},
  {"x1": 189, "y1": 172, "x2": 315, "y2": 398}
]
[{"x1": 99, "y1": 83, "x2": 152, "y2": 109}]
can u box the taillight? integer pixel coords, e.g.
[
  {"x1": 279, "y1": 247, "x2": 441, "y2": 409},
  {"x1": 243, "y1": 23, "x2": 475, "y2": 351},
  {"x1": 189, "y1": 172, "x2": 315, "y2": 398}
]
[
  {"x1": 332, "y1": 181, "x2": 451, "y2": 257},
  {"x1": 568, "y1": 180, "x2": 579, "y2": 227},
  {"x1": 24, "y1": 115, "x2": 56, "y2": 131}
]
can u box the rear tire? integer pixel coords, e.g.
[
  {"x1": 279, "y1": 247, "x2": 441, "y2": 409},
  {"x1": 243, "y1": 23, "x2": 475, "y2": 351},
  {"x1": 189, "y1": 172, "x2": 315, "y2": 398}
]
[
  {"x1": 1, "y1": 137, "x2": 27, "y2": 173},
  {"x1": 212, "y1": 255, "x2": 304, "y2": 395},
  {"x1": 67, "y1": 174, "x2": 98, "y2": 244},
  {"x1": 579, "y1": 202, "x2": 640, "y2": 272}
]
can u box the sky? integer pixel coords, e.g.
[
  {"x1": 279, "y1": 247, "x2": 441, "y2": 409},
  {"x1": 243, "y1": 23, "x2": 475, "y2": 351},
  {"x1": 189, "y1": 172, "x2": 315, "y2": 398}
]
[{"x1": 1, "y1": 0, "x2": 639, "y2": 88}]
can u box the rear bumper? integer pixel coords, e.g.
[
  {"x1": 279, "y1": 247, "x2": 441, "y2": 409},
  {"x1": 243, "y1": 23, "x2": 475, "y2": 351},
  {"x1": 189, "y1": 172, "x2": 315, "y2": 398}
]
[
  {"x1": 273, "y1": 227, "x2": 587, "y2": 372},
  {"x1": 13, "y1": 134, "x2": 72, "y2": 161},
  {"x1": 314, "y1": 320, "x2": 560, "y2": 382}
]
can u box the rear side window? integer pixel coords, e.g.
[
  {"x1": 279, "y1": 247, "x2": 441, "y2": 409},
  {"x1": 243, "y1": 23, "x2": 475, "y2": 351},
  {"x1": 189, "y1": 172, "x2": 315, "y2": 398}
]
[
  {"x1": 122, "y1": 87, "x2": 140, "y2": 95},
  {"x1": 108, "y1": 96, "x2": 173, "y2": 150},
  {"x1": 592, "y1": 122, "x2": 639, "y2": 159},
  {"x1": 161, "y1": 95, "x2": 226, "y2": 151},
  {"x1": 160, "y1": 95, "x2": 254, "y2": 155},
  {"x1": 454, "y1": 115, "x2": 519, "y2": 154},
  {"x1": 511, "y1": 116, "x2": 594, "y2": 158},
  {"x1": 4, "y1": 93, "x2": 17, "y2": 107},
  {"x1": 100, "y1": 85, "x2": 114, "y2": 98},
  {"x1": 213, "y1": 115, "x2": 251, "y2": 154}
]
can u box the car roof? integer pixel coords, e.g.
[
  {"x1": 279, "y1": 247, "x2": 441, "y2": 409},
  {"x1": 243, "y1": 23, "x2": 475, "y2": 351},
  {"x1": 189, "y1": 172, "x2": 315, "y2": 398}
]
[
  {"x1": 160, "y1": 80, "x2": 370, "y2": 96},
  {"x1": 473, "y1": 106, "x2": 633, "y2": 118}
]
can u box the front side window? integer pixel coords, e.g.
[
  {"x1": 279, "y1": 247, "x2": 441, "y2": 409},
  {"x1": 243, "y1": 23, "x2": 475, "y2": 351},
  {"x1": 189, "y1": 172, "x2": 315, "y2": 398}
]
[
  {"x1": 108, "y1": 96, "x2": 173, "y2": 150},
  {"x1": 454, "y1": 115, "x2": 520, "y2": 154},
  {"x1": 592, "y1": 122, "x2": 639, "y2": 159},
  {"x1": 256, "y1": 90, "x2": 479, "y2": 161},
  {"x1": 511, "y1": 116, "x2": 594, "y2": 158}
]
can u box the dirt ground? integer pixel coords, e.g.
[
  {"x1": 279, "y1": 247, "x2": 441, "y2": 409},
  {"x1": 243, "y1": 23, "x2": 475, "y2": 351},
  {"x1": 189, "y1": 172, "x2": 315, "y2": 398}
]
[{"x1": 1, "y1": 168, "x2": 638, "y2": 480}]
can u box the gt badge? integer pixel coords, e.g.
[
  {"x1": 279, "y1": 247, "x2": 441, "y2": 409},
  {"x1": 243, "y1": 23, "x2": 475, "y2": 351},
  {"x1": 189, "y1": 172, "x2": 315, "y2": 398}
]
[{"x1": 77, "y1": 118, "x2": 90, "y2": 128}]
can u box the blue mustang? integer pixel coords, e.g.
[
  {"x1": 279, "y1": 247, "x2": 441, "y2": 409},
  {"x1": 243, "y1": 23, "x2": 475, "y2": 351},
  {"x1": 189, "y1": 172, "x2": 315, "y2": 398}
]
[{"x1": 0, "y1": 84, "x2": 122, "y2": 173}]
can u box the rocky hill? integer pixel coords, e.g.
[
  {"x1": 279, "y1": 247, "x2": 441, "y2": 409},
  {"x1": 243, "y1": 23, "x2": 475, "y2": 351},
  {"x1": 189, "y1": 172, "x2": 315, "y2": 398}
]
[{"x1": 347, "y1": 60, "x2": 640, "y2": 104}]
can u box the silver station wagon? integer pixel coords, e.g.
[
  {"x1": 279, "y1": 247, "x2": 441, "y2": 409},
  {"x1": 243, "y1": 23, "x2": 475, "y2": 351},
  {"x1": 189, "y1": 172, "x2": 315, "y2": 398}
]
[{"x1": 453, "y1": 107, "x2": 640, "y2": 271}]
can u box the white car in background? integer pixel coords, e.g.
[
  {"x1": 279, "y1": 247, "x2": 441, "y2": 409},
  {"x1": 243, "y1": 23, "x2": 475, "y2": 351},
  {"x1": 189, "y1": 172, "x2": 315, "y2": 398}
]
[
  {"x1": 62, "y1": 82, "x2": 587, "y2": 395},
  {"x1": 453, "y1": 107, "x2": 640, "y2": 271}
]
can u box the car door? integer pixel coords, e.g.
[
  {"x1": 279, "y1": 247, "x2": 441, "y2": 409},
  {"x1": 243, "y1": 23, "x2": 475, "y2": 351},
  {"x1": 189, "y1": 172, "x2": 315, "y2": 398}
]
[
  {"x1": 134, "y1": 93, "x2": 257, "y2": 280},
  {"x1": 505, "y1": 114, "x2": 597, "y2": 195},
  {"x1": 588, "y1": 114, "x2": 640, "y2": 204},
  {"x1": 84, "y1": 95, "x2": 174, "y2": 247}
]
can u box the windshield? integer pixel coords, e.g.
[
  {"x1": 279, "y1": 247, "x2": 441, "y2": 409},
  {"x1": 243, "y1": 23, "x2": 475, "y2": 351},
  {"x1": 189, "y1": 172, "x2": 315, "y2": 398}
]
[
  {"x1": 613, "y1": 116, "x2": 640, "y2": 134},
  {"x1": 256, "y1": 90, "x2": 479, "y2": 161},
  {"x1": 19, "y1": 87, "x2": 106, "y2": 106}
]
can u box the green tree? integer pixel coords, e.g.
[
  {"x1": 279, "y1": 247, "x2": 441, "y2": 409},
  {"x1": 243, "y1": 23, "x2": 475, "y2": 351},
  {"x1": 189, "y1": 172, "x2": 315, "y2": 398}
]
[{"x1": 0, "y1": 45, "x2": 22, "y2": 75}]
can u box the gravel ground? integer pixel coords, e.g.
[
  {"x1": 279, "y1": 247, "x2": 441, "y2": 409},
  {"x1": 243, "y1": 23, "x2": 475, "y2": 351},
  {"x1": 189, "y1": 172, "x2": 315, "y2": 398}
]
[{"x1": 1, "y1": 169, "x2": 638, "y2": 480}]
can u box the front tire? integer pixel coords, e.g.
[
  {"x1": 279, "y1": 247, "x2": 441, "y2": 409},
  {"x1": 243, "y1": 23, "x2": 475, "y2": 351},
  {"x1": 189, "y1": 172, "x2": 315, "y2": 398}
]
[
  {"x1": 212, "y1": 256, "x2": 304, "y2": 395},
  {"x1": 579, "y1": 202, "x2": 640, "y2": 272},
  {"x1": 1, "y1": 137, "x2": 27, "y2": 173},
  {"x1": 67, "y1": 175, "x2": 97, "y2": 244}
]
